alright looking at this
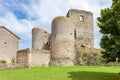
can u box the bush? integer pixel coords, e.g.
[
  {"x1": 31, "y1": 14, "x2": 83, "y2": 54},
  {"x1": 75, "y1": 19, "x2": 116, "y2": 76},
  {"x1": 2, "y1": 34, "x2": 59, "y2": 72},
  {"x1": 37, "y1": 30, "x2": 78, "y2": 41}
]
[
  {"x1": 44, "y1": 31, "x2": 47, "y2": 33},
  {"x1": 0, "y1": 60, "x2": 7, "y2": 63},
  {"x1": 76, "y1": 51, "x2": 103, "y2": 66},
  {"x1": 11, "y1": 57, "x2": 16, "y2": 63}
]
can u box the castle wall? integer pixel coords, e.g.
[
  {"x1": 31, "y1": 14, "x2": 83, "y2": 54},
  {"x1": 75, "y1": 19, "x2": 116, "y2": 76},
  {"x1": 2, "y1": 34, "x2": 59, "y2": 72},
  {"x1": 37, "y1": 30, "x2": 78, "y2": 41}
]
[
  {"x1": 16, "y1": 49, "x2": 30, "y2": 65},
  {"x1": 76, "y1": 47, "x2": 101, "y2": 65},
  {"x1": 50, "y1": 16, "x2": 76, "y2": 66},
  {"x1": 30, "y1": 49, "x2": 50, "y2": 67},
  {"x1": 77, "y1": 47, "x2": 101, "y2": 54},
  {"x1": 0, "y1": 27, "x2": 19, "y2": 63},
  {"x1": 67, "y1": 9, "x2": 94, "y2": 48},
  {"x1": 32, "y1": 27, "x2": 50, "y2": 50},
  {"x1": 16, "y1": 48, "x2": 50, "y2": 67}
]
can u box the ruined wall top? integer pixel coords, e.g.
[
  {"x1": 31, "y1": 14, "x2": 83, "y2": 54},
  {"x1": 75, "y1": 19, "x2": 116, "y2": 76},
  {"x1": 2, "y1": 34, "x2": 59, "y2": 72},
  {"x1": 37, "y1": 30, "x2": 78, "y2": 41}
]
[
  {"x1": 32, "y1": 27, "x2": 49, "y2": 34},
  {"x1": 67, "y1": 9, "x2": 93, "y2": 17},
  {"x1": 32, "y1": 27, "x2": 50, "y2": 50}
]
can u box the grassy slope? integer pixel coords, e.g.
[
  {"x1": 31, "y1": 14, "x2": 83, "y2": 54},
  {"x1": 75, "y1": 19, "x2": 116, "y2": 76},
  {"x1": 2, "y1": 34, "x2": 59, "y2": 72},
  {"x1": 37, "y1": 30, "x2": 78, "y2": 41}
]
[{"x1": 0, "y1": 66, "x2": 120, "y2": 80}]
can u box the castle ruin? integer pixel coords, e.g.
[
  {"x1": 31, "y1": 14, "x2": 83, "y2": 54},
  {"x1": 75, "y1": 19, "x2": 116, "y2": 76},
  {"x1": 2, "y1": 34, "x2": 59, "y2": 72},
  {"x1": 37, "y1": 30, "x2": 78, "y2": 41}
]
[
  {"x1": 16, "y1": 9, "x2": 94, "y2": 66},
  {"x1": 67, "y1": 9, "x2": 94, "y2": 48},
  {"x1": 0, "y1": 9, "x2": 98, "y2": 67}
]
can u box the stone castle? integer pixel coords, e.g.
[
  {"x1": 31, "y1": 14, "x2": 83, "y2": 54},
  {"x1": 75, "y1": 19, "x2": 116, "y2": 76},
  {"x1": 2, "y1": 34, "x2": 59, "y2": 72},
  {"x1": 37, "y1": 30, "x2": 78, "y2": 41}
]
[{"x1": 0, "y1": 9, "x2": 98, "y2": 67}]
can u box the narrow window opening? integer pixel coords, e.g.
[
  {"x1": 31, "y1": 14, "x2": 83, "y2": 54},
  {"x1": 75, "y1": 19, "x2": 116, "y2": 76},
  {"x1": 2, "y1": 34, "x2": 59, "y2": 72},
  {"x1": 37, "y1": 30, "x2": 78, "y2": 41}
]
[
  {"x1": 81, "y1": 45, "x2": 85, "y2": 48},
  {"x1": 4, "y1": 42, "x2": 7, "y2": 44},
  {"x1": 74, "y1": 30, "x2": 76, "y2": 39},
  {"x1": 80, "y1": 15, "x2": 84, "y2": 22}
]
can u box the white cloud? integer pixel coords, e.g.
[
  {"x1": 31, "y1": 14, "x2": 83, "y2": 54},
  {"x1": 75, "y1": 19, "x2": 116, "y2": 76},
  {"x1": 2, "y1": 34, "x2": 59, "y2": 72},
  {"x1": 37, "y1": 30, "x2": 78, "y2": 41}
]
[{"x1": 0, "y1": 0, "x2": 112, "y2": 49}]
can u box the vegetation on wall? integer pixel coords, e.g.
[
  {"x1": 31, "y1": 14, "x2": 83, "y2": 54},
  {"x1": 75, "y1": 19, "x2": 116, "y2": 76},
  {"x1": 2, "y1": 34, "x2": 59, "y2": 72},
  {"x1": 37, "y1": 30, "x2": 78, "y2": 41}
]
[
  {"x1": 76, "y1": 51, "x2": 102, "y2": 65},
  {"x1": 11, "y1": 57, "x2": 16, "y2": 63},
  {"x1": 0, "y1": 60, "x2": 7, "y2": 63},
  {"x1": 97, "y1": 0, "x2": 120, "y2": 62}
]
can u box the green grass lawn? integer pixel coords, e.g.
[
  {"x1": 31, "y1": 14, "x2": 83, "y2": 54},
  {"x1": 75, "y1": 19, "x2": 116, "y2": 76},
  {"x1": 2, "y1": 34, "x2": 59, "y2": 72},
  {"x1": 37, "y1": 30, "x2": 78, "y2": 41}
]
[{"x1": 0, "y1": 66, "x2": 120, "y2": 80}]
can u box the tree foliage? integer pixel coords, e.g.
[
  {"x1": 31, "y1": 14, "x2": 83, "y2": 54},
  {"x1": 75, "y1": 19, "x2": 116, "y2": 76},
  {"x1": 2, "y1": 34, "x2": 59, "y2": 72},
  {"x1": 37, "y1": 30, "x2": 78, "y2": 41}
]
[{"x1": 97, "y1": 0, "x2": 120, "y2": 62}]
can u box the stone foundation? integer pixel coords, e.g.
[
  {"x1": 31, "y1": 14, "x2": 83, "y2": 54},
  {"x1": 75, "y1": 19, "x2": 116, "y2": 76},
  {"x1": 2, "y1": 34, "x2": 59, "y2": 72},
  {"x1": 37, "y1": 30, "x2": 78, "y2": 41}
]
[{"x1": 0, "y1": 63, "x2": 25, "y2": 70}]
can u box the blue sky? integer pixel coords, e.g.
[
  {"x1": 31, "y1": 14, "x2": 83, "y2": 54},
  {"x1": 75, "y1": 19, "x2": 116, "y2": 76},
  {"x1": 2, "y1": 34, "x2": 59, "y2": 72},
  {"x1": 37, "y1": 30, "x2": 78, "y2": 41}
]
[{"x1": 0, "y1": 0, "x2": 112, "y2": 49}]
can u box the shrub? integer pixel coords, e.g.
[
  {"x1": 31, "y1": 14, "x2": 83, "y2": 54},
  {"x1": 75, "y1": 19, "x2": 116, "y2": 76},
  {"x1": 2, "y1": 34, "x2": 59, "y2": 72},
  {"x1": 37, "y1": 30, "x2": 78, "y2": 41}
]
[
  {"x1": 44, "y1": 31, "x2": 47, "y2": 33},
  {"x1": 11, "y1": 57, "x2": 16, "y2": 63},
  {"x1": 76, "y1": 51, "x2": 103, "y2": 66},
  {"x1": 0, "y1": 60, "x2": 7, "y2": 63}
]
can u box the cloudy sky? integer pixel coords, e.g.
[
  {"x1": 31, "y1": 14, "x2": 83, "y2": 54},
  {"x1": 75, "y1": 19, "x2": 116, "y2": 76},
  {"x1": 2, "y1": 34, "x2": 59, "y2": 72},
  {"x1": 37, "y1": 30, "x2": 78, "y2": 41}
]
[{"x1": 0, "y1": 0, "x2": 112, "y2": 49}]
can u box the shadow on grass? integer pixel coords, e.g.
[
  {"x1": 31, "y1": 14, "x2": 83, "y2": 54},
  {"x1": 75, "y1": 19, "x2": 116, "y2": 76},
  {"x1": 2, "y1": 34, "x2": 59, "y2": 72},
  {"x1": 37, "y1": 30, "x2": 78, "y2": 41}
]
[{"x1": 68, "y1": 71, "x2": 120, "y2": 80}]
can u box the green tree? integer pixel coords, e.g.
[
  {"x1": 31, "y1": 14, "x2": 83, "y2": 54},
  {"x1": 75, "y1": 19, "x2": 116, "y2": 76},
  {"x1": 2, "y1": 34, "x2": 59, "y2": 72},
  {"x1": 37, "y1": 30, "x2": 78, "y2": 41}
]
[{"x1": 97, "y1": 0, "x2": 120, "y2": 62}]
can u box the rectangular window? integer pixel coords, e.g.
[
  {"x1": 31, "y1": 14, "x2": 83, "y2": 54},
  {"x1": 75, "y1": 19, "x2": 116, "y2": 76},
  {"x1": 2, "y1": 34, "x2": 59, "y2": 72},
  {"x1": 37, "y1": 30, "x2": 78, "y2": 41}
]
[{"x1": 80, "y1": 15, "x2": 84, "y2": 22}]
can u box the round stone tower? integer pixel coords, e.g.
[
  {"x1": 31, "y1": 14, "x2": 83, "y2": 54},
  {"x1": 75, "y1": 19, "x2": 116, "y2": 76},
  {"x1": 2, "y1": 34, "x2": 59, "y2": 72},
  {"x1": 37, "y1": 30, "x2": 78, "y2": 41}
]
[
  {"x1": 32, "y1": 27, "x2": 50, "y2": 50},
  {"x1": 50, "y1": 16, "x2": 76, "y2": 66}
]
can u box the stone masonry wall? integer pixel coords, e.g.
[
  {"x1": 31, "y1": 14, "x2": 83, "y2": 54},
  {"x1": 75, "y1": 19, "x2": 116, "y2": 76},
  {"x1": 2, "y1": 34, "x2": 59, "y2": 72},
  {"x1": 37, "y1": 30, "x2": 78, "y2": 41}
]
[
  {"x1": 30, "y1": 49, "x2": 50, "y2": 67},
  {"x1": 50, "y1": 16, "x2": 76, "y2": 66},
  {"x1": 77, "y1": 47, "x2": 101, "y2": 54},
  {"x1": 16, "y1": 48, "x2": 50, "y2": 67},
  {"x1": 0, "y1": 27, "x2": 19, "y2": 63},
  {"x1": 67, "y1": 9, "x2": 94, "y2": 48},
  {"x1": 16, "y1": 48, "x2": 30, "y2": 65},
  {"x1": 32, "y1": 27, "x2": 50, "y2": 50}
]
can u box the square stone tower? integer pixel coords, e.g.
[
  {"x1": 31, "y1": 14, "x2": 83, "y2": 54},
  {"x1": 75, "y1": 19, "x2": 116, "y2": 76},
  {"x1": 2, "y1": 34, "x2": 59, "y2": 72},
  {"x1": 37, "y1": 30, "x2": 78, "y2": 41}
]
[{"x1": 66, "y1": 9, "x2": 94, "y2": 48}]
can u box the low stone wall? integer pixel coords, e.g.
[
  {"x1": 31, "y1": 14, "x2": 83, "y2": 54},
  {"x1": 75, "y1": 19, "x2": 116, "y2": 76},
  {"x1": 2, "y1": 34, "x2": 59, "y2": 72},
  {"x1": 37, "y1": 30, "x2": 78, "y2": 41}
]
[
  {"x1": 16, "y1": 48, "x2": 30, "y2": 65},
  {"x1": 30, "y1": 49, "x2": 50, "y2": 67},
  {"x1": 0, "y1": 63, "x2": 25, "y2": 70},
  {"x1": 16, "y1": 48, "x2": 50, "y2": 67},
  {"x1": 75, "y1": 47, "x2": 102, "y2": 65},
  {"x1": 0, "y1": 63, "x2": 7, "y2": 69}
]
